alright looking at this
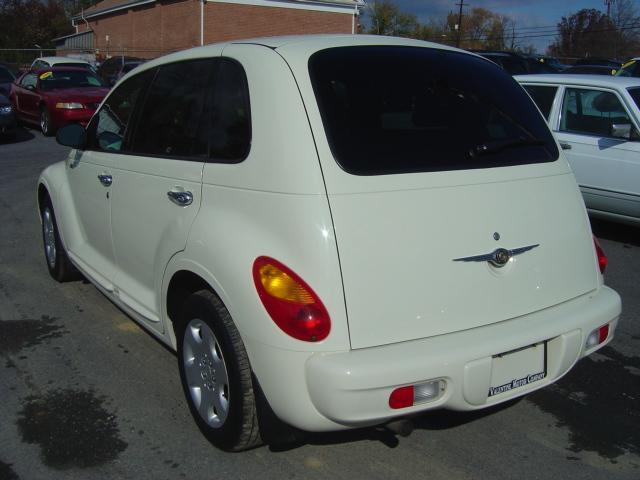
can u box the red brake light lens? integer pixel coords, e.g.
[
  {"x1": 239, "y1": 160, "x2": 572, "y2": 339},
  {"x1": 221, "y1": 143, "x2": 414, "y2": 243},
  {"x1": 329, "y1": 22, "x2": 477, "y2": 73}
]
[
  {"x1": 253, "y1": 256, "x2": 331, "y2": 342},
  {"x1": 389, "y1": 386, "x2": 414, "y2": 409},
  {"x1": 598, "y1": 324, "x2": 610, "y2": 344},
  {"x1": 593, "y1": 236, "x2": 607, "y2": 274}
]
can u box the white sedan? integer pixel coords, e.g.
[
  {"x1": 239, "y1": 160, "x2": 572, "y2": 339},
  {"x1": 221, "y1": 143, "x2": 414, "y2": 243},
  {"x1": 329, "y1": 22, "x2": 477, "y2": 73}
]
[{"x1": 516, "y1": 74, "x2": 640, "y2": 225}]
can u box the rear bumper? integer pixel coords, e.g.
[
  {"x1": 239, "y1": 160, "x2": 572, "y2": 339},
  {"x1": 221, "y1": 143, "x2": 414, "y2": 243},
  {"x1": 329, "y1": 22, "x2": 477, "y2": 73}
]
[{"x1": 250, "y1": 286, "x2": 621, "y2": 432}]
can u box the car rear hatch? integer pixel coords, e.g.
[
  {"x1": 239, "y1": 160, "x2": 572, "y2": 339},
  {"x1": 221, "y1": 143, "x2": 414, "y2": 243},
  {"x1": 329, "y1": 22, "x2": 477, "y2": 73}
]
[{"x1": 301, "y1": 44, "x2": 599, "y2": 349}]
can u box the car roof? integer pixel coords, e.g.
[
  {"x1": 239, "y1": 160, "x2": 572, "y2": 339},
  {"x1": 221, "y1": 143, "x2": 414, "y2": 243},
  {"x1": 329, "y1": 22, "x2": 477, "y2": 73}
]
[
  {"x1": 30, "y1": 66, "x2": 97, "y2": 75},
  {"x1": 33, "y1": 56, "x2": 90, "y2": 65},
  {"x1": 134, "y1": 34, "x2": 466, "y2": 74},
  {"x1": 514, "y1": 73, "x2": 640, "y2": 89}
]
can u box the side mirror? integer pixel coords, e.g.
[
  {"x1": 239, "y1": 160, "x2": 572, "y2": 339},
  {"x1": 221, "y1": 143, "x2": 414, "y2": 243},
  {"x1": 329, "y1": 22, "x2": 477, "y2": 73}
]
[
  {"x1": 610, "y1": 123, "x2": 633, "y2": 140},
  {"x1": 56, "y1": 123, "x2": 87, "y2": 149}
]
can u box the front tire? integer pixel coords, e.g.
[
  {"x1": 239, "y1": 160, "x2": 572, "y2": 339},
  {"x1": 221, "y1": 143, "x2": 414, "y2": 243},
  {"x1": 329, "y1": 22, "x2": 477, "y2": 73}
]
[
  {"x1": 177, "y1": 290, "x2": 261, "y2": 451},
  {"x1": 40, "y1": 106, "x2": 54, "y2": 136},
  {"x1": 41, "y1": 198, "x2": 77, "y2": 282}
]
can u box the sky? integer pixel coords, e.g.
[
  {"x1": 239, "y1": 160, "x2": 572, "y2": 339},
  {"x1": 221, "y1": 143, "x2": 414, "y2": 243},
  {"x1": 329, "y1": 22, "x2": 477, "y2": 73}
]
[{"x1": 386, "y1": 0, "x2": 614, "y2": 52}]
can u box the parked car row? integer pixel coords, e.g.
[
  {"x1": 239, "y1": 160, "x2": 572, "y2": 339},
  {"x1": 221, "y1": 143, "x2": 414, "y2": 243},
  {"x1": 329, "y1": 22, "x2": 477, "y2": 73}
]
[
  {"x1": 1, "y1": 55, "x2": 145, "y2": 138},
  {"x1": 473, "y1": 51, "x2": 640, "y2": 78}
]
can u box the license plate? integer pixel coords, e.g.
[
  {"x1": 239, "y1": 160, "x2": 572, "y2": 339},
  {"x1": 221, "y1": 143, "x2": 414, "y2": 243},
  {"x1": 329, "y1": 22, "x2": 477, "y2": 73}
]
[{"x1": 488, "y1": 342, "x2": 547, "y2": 397}]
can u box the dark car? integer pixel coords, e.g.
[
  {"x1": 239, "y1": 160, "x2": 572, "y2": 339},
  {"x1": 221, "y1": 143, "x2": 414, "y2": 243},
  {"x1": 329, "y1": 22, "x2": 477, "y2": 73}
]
[
  {"x1": 0, "y1": 65, "x2": 16, "y2": 96},
  {"x1": 564, "y1": 65, "x2": 615, "y2": 75},
  {"x1": 472, "y1": 51, "x2": 560, "y2": 75},
  {"x1": 0, "y1": 93, "x2": 17, "y2": 138},
  {"x1": 98, "y1": 56, "x2": 143, "y2": 86},
  {"x1": 574, "y1": 57, "x2": 622, "y2": 69},
  {"x1": 10, "y1": 67, "x2": 109, "y2": 136}
]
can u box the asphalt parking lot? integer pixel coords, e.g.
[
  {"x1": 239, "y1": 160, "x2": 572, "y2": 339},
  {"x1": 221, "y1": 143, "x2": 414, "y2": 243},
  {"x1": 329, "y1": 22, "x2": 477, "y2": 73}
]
[{"x1": 1, "y1": 128, "x2": 639, "y2": 480}]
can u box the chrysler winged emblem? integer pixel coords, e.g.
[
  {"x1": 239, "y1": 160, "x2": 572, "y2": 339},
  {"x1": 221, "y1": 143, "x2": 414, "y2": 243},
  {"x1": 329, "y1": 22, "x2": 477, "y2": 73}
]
[{"x1": 453, "y1": 244, "x2": 539, "y2": 268}]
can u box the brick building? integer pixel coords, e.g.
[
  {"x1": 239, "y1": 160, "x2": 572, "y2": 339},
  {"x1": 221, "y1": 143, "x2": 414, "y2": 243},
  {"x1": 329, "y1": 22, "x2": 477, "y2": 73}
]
[{"x1": 58, "y1": 0, "x2": 363, "y2": 60}]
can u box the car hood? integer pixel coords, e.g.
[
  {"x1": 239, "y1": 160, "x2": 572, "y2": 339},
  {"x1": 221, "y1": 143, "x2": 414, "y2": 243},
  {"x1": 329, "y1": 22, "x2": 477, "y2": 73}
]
[{"x1": 44, "y1": 87, "x2": 109, "y2": 103}]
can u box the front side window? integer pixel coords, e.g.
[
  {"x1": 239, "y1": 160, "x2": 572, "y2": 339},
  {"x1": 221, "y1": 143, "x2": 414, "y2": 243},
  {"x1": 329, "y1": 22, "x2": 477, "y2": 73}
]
[
  {"x1": 20, "y1": 73, "x2": 37, "y2": 89},
  {"x1": 88, "y1": 70, "x2": 151, "y2": 152},
  {"x1": 130, "y1": 59, "x2": 213, "y2": 158},
  {"x1": 522, "y1": 85, "x2": 558, "y2": 120},
  {"x1": 559, "y1": 88, "x2": 631, "y2": 137},
  {"x1": 309, "y1": 46, "x2": 558, "y2": 175}
]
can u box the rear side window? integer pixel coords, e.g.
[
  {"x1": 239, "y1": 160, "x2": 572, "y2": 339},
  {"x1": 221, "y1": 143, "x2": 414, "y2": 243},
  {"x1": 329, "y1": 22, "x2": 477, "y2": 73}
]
[
  {"x1": 130, "y1": 59, "x2": 214, "y2": 158},
  {"x1": 628, "y1": 87, "x2": 640, "y2": 110},
  {"x1": 209, "y1": 58, "x2": 251, "y2": 162},
  {"x1": 309, "y1": 46, "x2": 558, "y2": 175},
  {"x1": 523, "y1": 85, "x2": 558, "y2": 120}
]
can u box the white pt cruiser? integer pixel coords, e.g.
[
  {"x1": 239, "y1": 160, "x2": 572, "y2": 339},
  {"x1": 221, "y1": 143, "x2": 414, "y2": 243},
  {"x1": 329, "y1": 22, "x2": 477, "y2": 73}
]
[{"x1": 39, "y1": 35, "x2": 622, "y2": 451}]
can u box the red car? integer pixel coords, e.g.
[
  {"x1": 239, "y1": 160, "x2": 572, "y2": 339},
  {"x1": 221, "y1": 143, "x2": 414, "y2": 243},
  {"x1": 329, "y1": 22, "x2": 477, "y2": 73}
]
[{"x1": 10, "y1": 67, "x2": 109, "y2": 136}]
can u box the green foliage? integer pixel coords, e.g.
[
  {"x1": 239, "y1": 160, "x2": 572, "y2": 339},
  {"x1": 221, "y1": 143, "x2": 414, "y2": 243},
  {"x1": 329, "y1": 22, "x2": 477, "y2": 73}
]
[
  {"x1": 366, "y1": 0, "x2": 419, "y2": 37},
  {"x1": 548, "y1": 4, "x2": 640, "y2": 59},
  {"x1": 548, "y1": 9, "x2": 616, "y2": 58},
  {"x1": 0, "y1": 0, "x2": 74, "y2": 49}
]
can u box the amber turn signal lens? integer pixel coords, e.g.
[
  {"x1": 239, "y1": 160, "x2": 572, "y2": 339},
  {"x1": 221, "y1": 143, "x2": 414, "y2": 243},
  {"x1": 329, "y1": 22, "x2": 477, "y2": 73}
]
[{"x1": 253, "y1": 257, "x2": 331, "y2": 342}]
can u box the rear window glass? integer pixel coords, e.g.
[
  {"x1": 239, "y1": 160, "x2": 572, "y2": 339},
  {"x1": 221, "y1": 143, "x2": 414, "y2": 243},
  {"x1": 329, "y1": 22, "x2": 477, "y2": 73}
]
[{"x1": 309, "y1": 46, "x2": 558, "y2": 175}]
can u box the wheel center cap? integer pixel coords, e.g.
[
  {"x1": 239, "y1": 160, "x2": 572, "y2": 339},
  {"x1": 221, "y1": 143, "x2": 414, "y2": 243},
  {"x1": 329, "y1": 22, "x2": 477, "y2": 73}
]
[{"x1": 198, "y1": 354, "x2": 216, "y2": 390}]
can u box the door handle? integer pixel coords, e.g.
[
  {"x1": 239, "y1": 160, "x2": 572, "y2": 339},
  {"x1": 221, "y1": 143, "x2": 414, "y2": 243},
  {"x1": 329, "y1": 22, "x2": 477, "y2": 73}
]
[
  {"x1": 167, "y1": 190, "x2": 193, "y2": 206},
  {"x1": 98, "y1": 174, "x2": 112, "y2": 187},
  {"x1": 559, "y1": 142, "x2": 572, "y2": 150}
]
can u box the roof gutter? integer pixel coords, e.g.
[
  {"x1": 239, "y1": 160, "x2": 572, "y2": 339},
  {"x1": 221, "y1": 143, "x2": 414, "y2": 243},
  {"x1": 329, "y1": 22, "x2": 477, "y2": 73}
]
[{"x1": 72, "y1": 0, "x2": 157, "y2": 22}]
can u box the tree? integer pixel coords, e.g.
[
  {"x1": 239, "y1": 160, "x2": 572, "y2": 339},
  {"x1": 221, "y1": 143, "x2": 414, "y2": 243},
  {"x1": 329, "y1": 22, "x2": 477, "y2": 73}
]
[
  {"x1": 0, "y1": 0, "x2": 72, "y2": 49},
  {"x1": 445, "y1": 8, "x2": 514, "y2": 50},
  {"x1": 365, "y1": 0, "x2": 419, "y2": 37},
  {"x1": 548, "y1": 9, "x2": 617, "y2": 59},
  {"x1": 610, "y1": 0, "x2": 640, "y2": 59}
]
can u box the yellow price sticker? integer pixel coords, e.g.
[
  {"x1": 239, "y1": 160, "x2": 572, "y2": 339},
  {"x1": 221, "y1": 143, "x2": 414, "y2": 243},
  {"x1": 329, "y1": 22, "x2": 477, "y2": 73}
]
[{"x1": 39, "y1": 71, "x2": 53, "y2": 80}]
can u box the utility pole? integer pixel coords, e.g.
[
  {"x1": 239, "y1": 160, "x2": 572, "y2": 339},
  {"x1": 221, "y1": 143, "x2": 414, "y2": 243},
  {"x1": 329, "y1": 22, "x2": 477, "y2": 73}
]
[
  {"x1": 604, "y1": 0, "x2": 614, "y2": 17},
  {"x1": 455, "y1": 0, "x2": 467, "y2": 48}
]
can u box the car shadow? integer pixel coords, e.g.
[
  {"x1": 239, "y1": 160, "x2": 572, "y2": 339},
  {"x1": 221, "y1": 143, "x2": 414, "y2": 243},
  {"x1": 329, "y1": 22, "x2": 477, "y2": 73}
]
[
  {"x1": 267, "y1": 399, "x2": 521, "y2": 451},
  {"x1": 591, "y1": 217, "x2": 640, "y2": 247},
  {"x1": 0, "y1": 126, "x2": 36, "y2": 145}
]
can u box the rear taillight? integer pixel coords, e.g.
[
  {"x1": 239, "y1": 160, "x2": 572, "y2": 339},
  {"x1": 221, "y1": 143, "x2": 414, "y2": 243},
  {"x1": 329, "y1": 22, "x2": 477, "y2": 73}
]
[
  {"x1": 585, "y1": 323, "x2": 610, "y2": 349},
  {"x1": 593, "y1": 236, "x2": 607, "y2": 274},
  {"x1": 253, "y1": 256, "x2": 330, "y2": 342}
]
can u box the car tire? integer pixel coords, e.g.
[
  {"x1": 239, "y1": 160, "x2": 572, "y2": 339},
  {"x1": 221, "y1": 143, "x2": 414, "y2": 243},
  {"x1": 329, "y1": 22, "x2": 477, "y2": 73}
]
[
  {"x1": 177, "y1": 289, "x2": 262, "y2": 451},
  {"x1": 40, "y1": 106, "x2": 53, "y2": 136},
  {"x1": 41, "y1": 197, "x2": 78, "y2": 282}
]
